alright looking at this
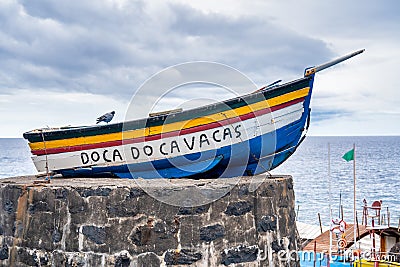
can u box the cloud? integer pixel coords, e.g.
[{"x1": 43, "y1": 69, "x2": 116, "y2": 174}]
[
  {"x1": 169, "y1": 4, "x2": 332, "y2": 72},
  {"x1": 1, "y1": 0, "x2": 399, "y2": 136},
  {"x1": 0, "y1": 89, "x2": 126, "y2": 137},
  {"x1": 310, "y1": 112, "x2": 400, "y2": 136},
  {"x1": 235, "y1": 1, "x2": 400, "y2": 41},
  {"x1": 0, "y1": 0, "x2": 331, "y2": 100}
]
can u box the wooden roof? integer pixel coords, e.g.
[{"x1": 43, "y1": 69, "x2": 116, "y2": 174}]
[{"x1": 303, "y1": 224, "x2": 369, "y2": 253}]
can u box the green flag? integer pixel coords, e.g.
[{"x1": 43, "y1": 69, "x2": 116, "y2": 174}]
[{"x1": 342, "y1": 149, "x2": 354, "y2": 162}]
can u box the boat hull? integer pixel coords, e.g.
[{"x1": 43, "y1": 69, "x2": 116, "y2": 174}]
[{"x1": 23, "y1": 76, "x2": 314, "y2": 179}]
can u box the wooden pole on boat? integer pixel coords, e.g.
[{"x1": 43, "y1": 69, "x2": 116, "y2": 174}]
[{"x1": 304, "y1": 49, "x2": 365, "y2": 77}]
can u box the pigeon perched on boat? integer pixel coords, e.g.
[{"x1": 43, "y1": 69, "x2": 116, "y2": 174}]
[{"x1": 96, "y1": 111, "x2": 115, "y2": 124}]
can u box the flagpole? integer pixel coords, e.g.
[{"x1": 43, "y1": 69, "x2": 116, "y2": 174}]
[
  {"x1": 353, "y1": 143, "x2": 357, "y2": 249},
  {"x1": 328, "y1": 143, "x2": 332, "y2": 265}
]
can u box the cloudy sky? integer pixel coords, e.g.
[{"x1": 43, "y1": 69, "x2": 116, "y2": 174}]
[{"x1": 1, "y1": 0, "x2": 399, "y2": 137}]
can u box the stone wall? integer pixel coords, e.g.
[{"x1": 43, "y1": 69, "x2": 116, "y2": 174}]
[{"x1": 0, "y1": 175, "x2": 299, "y2": 266}]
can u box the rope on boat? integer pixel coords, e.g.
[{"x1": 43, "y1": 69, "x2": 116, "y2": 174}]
[{"x1": 40, "y1": 130, "x2": 52, "y2": 182}]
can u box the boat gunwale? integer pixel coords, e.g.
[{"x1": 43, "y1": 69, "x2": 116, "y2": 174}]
[
  {"x1": 30, "y1": 97, "x2": 307, "y2": 156},
  {"x1": 23, "y1": 76, "x2": 313, "y2": 142}
]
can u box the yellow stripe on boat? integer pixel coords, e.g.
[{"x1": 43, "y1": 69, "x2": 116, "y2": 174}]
[{"x1": 29, "y1": 88, "x2": 310, "y2": 151}]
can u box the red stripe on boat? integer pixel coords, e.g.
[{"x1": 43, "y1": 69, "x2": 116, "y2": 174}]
[{"x1": 33, "y1": 98, "x2": 304, "y2": 156}]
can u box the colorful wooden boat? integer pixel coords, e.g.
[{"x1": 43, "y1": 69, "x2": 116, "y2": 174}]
[{"x1": 23, "y1": 50, "x2": 364, "y2": 179}]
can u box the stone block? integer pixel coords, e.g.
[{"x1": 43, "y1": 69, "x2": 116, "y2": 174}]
[{"x1": 0, "y1": 175, "x2": 299, "y2": 267}]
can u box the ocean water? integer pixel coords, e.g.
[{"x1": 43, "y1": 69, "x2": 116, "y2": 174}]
[
  {"x1": 0, "y1": 138, "x2": 36, "y2": 178},
  {"x1": 272, "y1": 136, "x2": 400, "y2": 226},
  {"x1": 0, "y1": 136, "x2": 399, "y2": 226}
]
